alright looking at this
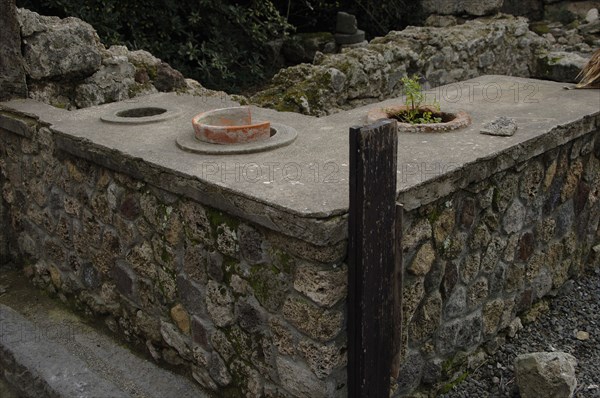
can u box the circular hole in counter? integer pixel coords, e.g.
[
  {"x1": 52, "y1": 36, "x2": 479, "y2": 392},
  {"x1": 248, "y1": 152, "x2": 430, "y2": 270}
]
[
  {"x1": 101, "y1": 105, "x2": 182, "y2": 124},
  {"x1": 116, "y1": 107, "x2": 167, "y2": 118}
]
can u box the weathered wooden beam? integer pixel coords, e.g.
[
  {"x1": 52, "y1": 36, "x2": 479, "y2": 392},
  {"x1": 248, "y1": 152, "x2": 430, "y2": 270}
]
[
  {"x1": 348, "y1": 119, "x2": 398, "y2": 397},
  {"x1": 391, "y1": 203, "x2": 403, "y2": 379}
]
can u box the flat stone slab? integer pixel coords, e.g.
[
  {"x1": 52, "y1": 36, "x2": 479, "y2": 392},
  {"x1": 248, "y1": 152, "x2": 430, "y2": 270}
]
[
  {"x1": 1, "y1": 75, "x2": 599, "y2": 221},
  {"x1": 0, "y1": 304, "x2": 130, "y2": 398},
  {"x1": 0, "y1": 270, "x2": 209, "y2": 398}
]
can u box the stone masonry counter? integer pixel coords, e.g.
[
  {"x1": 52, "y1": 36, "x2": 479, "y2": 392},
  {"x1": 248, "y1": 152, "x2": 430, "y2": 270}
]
[{"x1": 1, "y1": 76, "x2": 599, "y2": 396}]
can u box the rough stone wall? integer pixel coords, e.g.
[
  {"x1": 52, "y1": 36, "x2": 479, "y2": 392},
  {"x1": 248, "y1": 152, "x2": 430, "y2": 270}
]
[
  {"x1": 251, "y1": 15, "x2": 548, "y2": 116},
  {"x1": 394, "y1": 127, "x2": 600, "y2": 395},
  {"x1": 15, "y1": 8, "x2": 227, "y2": 111},
  {"x1": 0, "y1": 0, "x2": 27, "y2": 101},
  {"x1": 422, "y1": 0, "x2": 588, "y2": 20},
  {"x1": 0, "y1": 114, "x2": 348, "y2": 397},
  {"x1": 1, "y1": 107, "x2": 598, "y2": 396}
]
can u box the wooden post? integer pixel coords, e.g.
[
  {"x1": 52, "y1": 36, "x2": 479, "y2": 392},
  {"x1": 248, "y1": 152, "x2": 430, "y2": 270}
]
[
  {"x1": 391, "y1": 203, "x2": 404, "y2": 379},
  {"x1": 348, "y1": 119, "x2": 398, "y2": 397}
]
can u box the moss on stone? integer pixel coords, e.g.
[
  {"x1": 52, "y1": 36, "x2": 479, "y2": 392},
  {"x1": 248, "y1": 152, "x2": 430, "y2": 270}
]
[
  {"x1": 50, "y1": 101, "x2": 69, "y2": 109},
  {"x1": 221, "y1": 256, "x2": 239, "y2": 284},
  {"x1": 206, "y1": 208, "x2": 240, "y2": 234},
  {"x1": 269, "y1": 248, "x2": 295, "y2": 275},
  {"x1": 247, "y1": 262, "x2": 289, "y2": 312},
  {"x1": 427, "y1": 207, "x2": 442, "y2": 225},
  {"x1": 251, "y1": 66, "x2": 334, "y2": 116},
  {"x1": 439, "y1": 371, "x2": 469, "y2": 394},
  {"x1": 529, "y1": 22, "x2": 549, "y2": 35},
  {"x1": 128, "y1": 83, "x2": 148, "y2": 98}
]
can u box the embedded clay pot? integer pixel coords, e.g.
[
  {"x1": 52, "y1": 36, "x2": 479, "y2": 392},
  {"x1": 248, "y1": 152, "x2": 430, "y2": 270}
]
[
  {"x1": 367, "y1": 105, "x2": 471, "y2": 133},
  {"x1": 192, "y1": 106, "x2": 270, "y2": 144}
]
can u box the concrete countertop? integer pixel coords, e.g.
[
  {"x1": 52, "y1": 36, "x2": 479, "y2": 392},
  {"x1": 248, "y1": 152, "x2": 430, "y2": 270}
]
[{"x1": 2, "y1": 76, "x2": 599, "y2": 219}]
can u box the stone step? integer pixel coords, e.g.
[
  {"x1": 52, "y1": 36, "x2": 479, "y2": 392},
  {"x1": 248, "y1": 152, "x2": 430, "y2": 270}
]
[{"x1": 0, "y1": 269, "x2": 209, "y2": 398}]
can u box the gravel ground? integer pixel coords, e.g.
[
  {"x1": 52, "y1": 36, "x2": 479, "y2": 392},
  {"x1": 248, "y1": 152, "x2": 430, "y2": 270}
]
[{"x1": 441, "y1": 267, "x2": 600, "y2": 398}]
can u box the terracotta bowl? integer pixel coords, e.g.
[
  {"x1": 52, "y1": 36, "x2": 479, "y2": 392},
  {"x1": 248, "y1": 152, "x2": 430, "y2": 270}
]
[
  {"x1": 367, "y1": 105, "x2": 471, "y2": 133},
  {"x1": 192, "y1": 106, "x2": 271, "y2": 144}
]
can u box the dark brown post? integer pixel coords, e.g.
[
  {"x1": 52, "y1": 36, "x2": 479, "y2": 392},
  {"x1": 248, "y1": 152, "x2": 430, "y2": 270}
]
[
  {"x1": 0, "y1": 0, "x2": 28, "y2": 101},
  {"x1": 348, "y1": 119, "x2": 398, "y2": 397},
  {"x1": 391, "y1": 203, "x2": 403, "y2": 378}
]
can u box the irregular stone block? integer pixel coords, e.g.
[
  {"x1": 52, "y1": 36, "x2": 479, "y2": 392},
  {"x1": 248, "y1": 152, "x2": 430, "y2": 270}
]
[
  {"x1": 406, "y1": 242, "x2": 435, "y2": 276},
  {"x1": 236, "y1": 298, "x2": 264, "y2": 333},
  {"x1": 176, "y1": 275, "x2": 206, "y2": 315},
  {"x1": 336, "y1": 12, "x2": 357, "y2": 34},
  {"x1": 191, "y1": 315, "x2": 210, "y2": 350},
  {"x1": 183, "y1": 244, "x2": 208, "y2": 285},
  {"x1": 535, "y1": 51, "x2": 588, "y2": 84},
  {"x1": 468, "y1": 276, "x2": 489, "y2": 309},
  {"x1": 515, "y1": 352, "x2": 577, "y2": 398},
  {"x1": 249, "y1": 264, "x2": 291, "y2": 313},
  {"x1": 153, "y1": 62, "x2": 186, "y2": 92},
  {"x1": 238, "y1": 224, "x2": 265, "y2": 264},
  {"x1": 480, "y1": 116, "x2": 518, "y2": 137},
  {"x1": 579, "y1": 19, "x2": 600, "y2": 34},
  {"x1": 445, "y1": 285, "x2": 467, "y2": 319},
  {"x1": 438, "y1": 310, "x2": 483, "y2": 354},
  {"x1": 170, "y1": 303, "x2": 191, "y2": 334},
  {"x1": 81, "y1": 262, "x2": 100, "y2": 289},
  {"x1": 275, "y1": 356, "x2": 332, "y2": 398},
  {"x1": 481, "y1": 236, "x2": 506, "y2": 272},
  {"x1": 269, "y1": 317, "x2": 296, "y2": 356},
  {"x1": 160, "y1": 320, "x2": 192, "y2": 360},
  {"x1": 208, "y1": 352, "x2": 232, "y2": 387},
  {"x1": 394, "y1": 350, "x2": 425, "y2": 395},
  {"x1": 0, "y1": 0, "x2": 27, "y2": 101},
  {"x1": 205, "y1": 280, "x2": 235, "y2": 327},
  {"x1": 402, "y1": 276, "x2": 425, "y2": 324},
  {"x1": 282, "y1": 296, "x2": 343, "y2": 342},
  {"x1": 461, "y1": 252, "x2": 480, "y2": 284},
  {"x1": 293, "y1": 263, "x2": 347, "y2": 307},
  {"x1": 298, "y1": 339, "x2": 347, "y2": 379},
  {"x1": 75, "y1": 56, "x2": 136, "y2": 108},
  {"x1": 503, "y1": 200, "x2": 526, "y2": 234},
  {"x1": 483, "y1": 298, "x2": 504, "y2": 335},
  {"x1": 19, "y1": 9, "x2": 102, "y2": 79},
  {"x1": 410, "y1": 291, "x2": 442, "y2": 342},
  {"x1": 111, "y1": 260, "x2": 136, "y2": 300}
]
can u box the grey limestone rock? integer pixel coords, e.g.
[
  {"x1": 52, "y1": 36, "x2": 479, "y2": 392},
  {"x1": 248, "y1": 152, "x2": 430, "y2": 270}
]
[
  {"x1": 535, "y1": 51, "x2": 588, "y2": 83},
  {"x1": 18, "y1": 8, "x2": 102, "y2": 79},
  {"x1": 515, "y1": 352, "x2": 577, "y2": 398},
  {"x1": 0, "y1": 0, "x2": 27, "y2": 101},
  {"x1": 480, "y1": 116, "x2": 518, "y2": 137}
]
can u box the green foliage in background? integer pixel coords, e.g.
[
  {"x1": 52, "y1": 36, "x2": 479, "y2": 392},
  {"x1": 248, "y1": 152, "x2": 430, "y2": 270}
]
[
  {"x1": 341, "y1": 0, "x2": 424, "y2": 37},
  {"x1": 17, "y1": 0, "x2": 423, "y2": 92},
  {"x1": 17, "y1": 0, "x2": 293, "y2": 92}
]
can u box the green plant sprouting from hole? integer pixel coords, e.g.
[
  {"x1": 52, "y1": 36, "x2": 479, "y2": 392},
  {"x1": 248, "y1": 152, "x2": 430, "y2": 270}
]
[{"x1": 391, "y1": 74, "x2": 443, "y2": 125}]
